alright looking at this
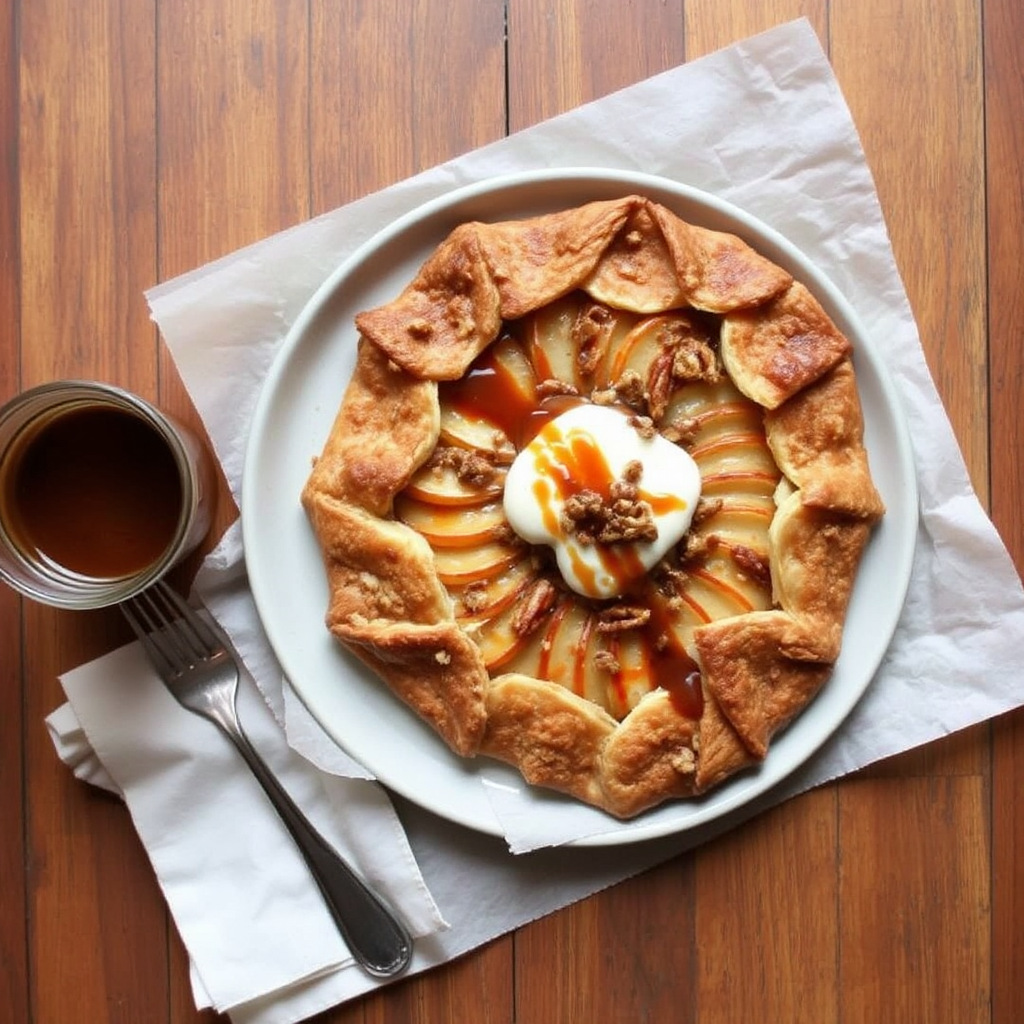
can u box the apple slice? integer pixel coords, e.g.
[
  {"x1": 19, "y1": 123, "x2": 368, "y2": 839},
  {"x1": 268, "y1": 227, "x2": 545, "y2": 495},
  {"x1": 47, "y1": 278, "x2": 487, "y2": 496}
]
[
  {"x1": 466, "y1": 598, "x2": 532, "y2": 669},
  {"x1": 535, "y1": 598, "x2": 595, "y2": 698},
  {"x1": 480, "y1": 585, "x2": 569, "y2": 675},
  {"x1": 521, "y1": 293, "x2": 580, "y2": 385},
  {"x1": 700, "y1": 468, "x2": 780, "y2": 499},
  {"x1": 577, "y1": 612, "x2": 613, "y2": 709},
  {"x1": 602, "y1": 312, "x2": 710, "y2": 393},
  {"x1": 394, "y1": 494, "x2": 507, "y2": 548},
  {"x1": 403, "y1": 460, "x2": 506, "y2": 507},
  {"x1": 681, "y1": 565, "x2": 757, "y2": 622},
  {"x1": 438, "y1": 405, "x2": 508, "y2": 452},
  {"x1": 450, "y1": 558, "x2": 535, "y2": 620},
  {"x1": 439, "y1": 334, "x2": 538, "y2": 450},
  {"x1": 522, "y1": 294, "x2": 637, "y2": 392},
  {"x1": 691, "y1": 431, "x2": 779, "y2": 484},
  {"x1": 432, "y1": 538, "x2": 523, "y2": 586},
  {"x1": 646, "y1": 586, "x2": 709, "y2": 662},
  {"x1": 602, "y1": 630, "x2": 651, "y2": 719},
  {"x1": 691, "y1": 499, "x2": 774, "y2": 552},
  {"x1": 662, "y1": 379, "x2": 763, "y2": 441}
]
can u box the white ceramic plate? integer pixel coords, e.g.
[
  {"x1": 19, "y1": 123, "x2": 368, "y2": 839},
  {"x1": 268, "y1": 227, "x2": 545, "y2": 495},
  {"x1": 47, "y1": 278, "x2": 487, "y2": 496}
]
[{"x1": 242, "y1": 169, "x2": 918, "y2": 845}]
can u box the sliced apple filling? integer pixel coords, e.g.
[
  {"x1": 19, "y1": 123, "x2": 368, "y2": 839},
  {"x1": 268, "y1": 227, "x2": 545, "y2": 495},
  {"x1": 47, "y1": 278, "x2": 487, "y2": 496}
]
[
  {"x1": 395, "y1": 293, "x2": 777, "y2": 731},
  {"x1": 303, "y1": 195, "x2": 885, "y2": 818}
]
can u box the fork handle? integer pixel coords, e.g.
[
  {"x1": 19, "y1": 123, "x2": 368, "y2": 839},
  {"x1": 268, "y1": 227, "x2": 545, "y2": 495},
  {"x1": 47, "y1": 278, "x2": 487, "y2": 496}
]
[{"x1": 217, "y1": 716, "x2": 413, "y2": 978}]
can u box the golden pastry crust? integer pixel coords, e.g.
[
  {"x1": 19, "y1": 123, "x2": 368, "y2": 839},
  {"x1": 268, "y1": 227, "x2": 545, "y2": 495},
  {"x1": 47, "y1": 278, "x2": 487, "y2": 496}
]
[{"x1": 302, "y1": 195, "x2": 884, "y2": 819}]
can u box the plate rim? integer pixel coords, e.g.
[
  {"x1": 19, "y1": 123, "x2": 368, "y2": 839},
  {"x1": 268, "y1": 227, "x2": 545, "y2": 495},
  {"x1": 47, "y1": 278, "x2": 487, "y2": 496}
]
[{"x1": 242, "y1": 167, "x2": 918, "y2": 846}]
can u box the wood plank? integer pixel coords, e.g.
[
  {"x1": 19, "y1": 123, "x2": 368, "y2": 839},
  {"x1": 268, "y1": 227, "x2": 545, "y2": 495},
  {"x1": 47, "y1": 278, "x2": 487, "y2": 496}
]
[
  {"x1": 17, "y1": 2, "x2": 170, "y2": 1021},
  {"x1": 359, "y1": 944, "x2": 514, "y2": 1024},
  {"x1": 683, "y1": 0, "x2": 828, "y2": 58},
  {"x1": 155, "y1": 0, "x2": 311, "y2": 565},
  {"x1": 515, "y1": 858, "x2": 697, "y2": 1023},
  {"x1": 992, "y1": 710, "x2": 1024, "y2": 1024},
  {"x1": 694, "y1": 790, "x2": 839, "y2": 1023},
  {"x1": 681, "y1": 9, "x2": 837, "y2": 1024},
  {"x1": 309, "y1": 0, "x2": 507, "y2": 213},
  {"x1": 837, "y1": 775, "x2": 990, "y2": 1024},
  {"x1": 985, "y1": 0, "x2": 1024, "y2": 571},
  {"x1": 156, "y1": 0, "x2": 311, "y2": 277},
  {"x1": 985, "y1": 0, "x2": 1024, "y2": 1016},
  {"x1": 828, "y1": 7, "x2": 991, "y2": 1020},
  {"x1": 0, "y1": 0, "x2": 27, "y2": 1020},
  {"x1": 507, "y1": 0, "x2": 686, "y2": 130}
]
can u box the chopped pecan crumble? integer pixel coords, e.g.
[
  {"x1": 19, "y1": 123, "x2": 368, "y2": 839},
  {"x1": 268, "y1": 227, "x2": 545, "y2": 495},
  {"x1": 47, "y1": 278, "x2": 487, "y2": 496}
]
[
  {"x1": 597, "y1": 604, "x2": 652, "y2": 632},
  {"x1": 594, "y1": 649, "x2": 620, "y2": 674},
  {"x1": 691, "y1": 496, "x2": 724, "y2": 527},
  {"x1": 647, "y1": 350, "x2": 675, "y2": 421},
  {"x1": 427, "y1": 445, "x2": 500, "y2": 487},
  {"x1": 608, "y1": 369, "x2": 648, "y2": 411},
  {"x1": 627, "y1": 414, "x2": 656, "y2": 440},
  {"x1": 560, "y1": 458, "x2": 658, "y2": 546},
  {"x1": 652, "y1": 562, "x2": 688, "y2": 598},
  {"x1": 572, "y1": 302, "x2": 615, "y2": 378},
  {"x1": 460, "y1": 580, "x2": 490, "y2": 614},
  {"x1": 681, "y1": 531, "x2": 714, "y2": 562},
  {"x1": 661, "y1": 416, "x2": 700, "y2": 447},
  {"x1": 536, "y1": 378, "x2": 579, "y2": 399}
]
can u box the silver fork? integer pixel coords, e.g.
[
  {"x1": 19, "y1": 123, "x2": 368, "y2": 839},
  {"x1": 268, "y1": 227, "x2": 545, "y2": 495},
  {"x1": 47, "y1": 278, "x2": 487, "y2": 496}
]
[{"x1": 121, "y1": 579, "x2": 413, "y2": 978}]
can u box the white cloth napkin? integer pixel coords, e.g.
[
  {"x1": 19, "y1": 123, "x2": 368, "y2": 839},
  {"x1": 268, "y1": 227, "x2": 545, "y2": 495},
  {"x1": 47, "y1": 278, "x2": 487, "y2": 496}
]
[{"x1": 46, "y1": 17, "x2": 1024, "y2": 1022}]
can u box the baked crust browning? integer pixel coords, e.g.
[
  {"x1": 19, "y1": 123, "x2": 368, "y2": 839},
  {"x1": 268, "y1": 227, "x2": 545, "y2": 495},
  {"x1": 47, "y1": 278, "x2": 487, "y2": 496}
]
[
  {"x1": 721, "y1": 282, "x2": 852, "y2": 409},
  {"x1": 694, "y1": 611, "x2": 833, "y2": 759},
  {"x1": 303, "y1": 195, "x2": 886, "y2": 819},
  {"x1": 481, "y1": 673, "x2": 617, "y2": 809},
  {"x1": 765, "y1": 359, "x2": 886, "y2": 520}
]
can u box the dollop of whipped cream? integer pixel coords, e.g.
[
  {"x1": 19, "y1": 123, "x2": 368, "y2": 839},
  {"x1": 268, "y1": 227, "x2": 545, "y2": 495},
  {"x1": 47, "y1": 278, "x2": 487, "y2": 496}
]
[{"x1": 503, "y1": 402, "x2": 701, "y2": 599}]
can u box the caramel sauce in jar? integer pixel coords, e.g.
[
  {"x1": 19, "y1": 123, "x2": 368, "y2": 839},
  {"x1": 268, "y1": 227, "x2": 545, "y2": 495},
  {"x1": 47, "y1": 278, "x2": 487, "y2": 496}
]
[
  {"x1": 1, "y1": 405, "x2": 183, "y2": 580},
  {"x1": 0, "y1": 382, "x2": 212, "y2": 608}
]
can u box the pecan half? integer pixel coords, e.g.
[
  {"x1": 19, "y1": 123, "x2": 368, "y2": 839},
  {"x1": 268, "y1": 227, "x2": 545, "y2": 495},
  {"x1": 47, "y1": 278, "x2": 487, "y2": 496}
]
[{"x1": 511, "y1": 577, "x2": 558, "y2": 637}]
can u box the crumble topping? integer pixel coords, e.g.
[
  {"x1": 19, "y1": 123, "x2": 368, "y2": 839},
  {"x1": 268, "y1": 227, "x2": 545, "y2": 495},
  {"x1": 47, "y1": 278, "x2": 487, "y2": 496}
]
[
  {"x1": 596, "y1": 604, "x2": 652, "y2": 633},
  {"x1": 427, "y1": 445, "x2": 501, "y2": 487},
  {"x1": 536, "y1": 378, "x2": 580, "y2": 399},
  {"x1": 572, "y1": 302, "x2": 615, "y2": 378},
  {"x1": 558, "y1": 459, "x2": 659, "y2": 546}
]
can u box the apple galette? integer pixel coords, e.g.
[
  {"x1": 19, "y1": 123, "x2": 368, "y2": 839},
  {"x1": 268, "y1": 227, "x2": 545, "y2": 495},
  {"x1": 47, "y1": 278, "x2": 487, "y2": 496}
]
[{"x1": 302, "y1": 195, "x2": 884, "y2": 819}]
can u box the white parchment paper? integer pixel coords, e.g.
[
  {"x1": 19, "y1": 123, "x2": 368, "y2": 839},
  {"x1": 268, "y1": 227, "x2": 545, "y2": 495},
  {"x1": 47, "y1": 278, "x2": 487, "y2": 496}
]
[{"x1": 48, "y1": 18, "x2": 1024, "y2": 1022}]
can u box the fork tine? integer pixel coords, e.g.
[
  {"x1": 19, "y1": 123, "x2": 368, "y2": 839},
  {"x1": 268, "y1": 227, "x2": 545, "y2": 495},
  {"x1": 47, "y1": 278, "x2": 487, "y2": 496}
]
[
  {"x1": 122, "y1": 580, "x2": 222, "y2": 677},
  {"x1": 121, "y1": 596, "x2": 177, "y2": 678},
  {"x1": 154, "y1": 580, "x2": 224, "y2": 655}
]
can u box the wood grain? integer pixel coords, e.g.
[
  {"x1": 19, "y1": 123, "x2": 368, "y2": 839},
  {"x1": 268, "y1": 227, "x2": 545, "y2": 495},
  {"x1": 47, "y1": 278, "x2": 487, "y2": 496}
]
[
  {"x1": 507, "y1": 0, "x2": 685, "y2": 130},
  {"x1": 0, "y1": 2, "x2": 26, "y2": 1022},
  {"x1": 309, "y1": 0, "x2": 507, "y2": 213},
  {"x1": 683, "y1": 0, "x2": 828, "y2": 57},
  {"x1": 838, "y1": 776, "x2": 990, "y2": 1024},
  {"x1": 3, "y1": 1, "x2": 1019, "y2": 1022},
  {"x1": 694, "y1": 790, "x2": 838, "y2": 1022},
  {"x1": 985, "y1": 0, "x2": 1024, "y2": 1019},
  {"x1": 829, "y1": 5, "x2": 992, "y2": 1020},
  {"x1": 17, "y1": 2, "x2": 169, "y2": 1022}
]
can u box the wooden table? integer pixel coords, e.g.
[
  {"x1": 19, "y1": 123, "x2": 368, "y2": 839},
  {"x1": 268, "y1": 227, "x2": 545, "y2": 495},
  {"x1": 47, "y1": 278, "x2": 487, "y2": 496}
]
[{"x1": 2, "y1": 2, "x2": 1021, "y2": 1021}]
